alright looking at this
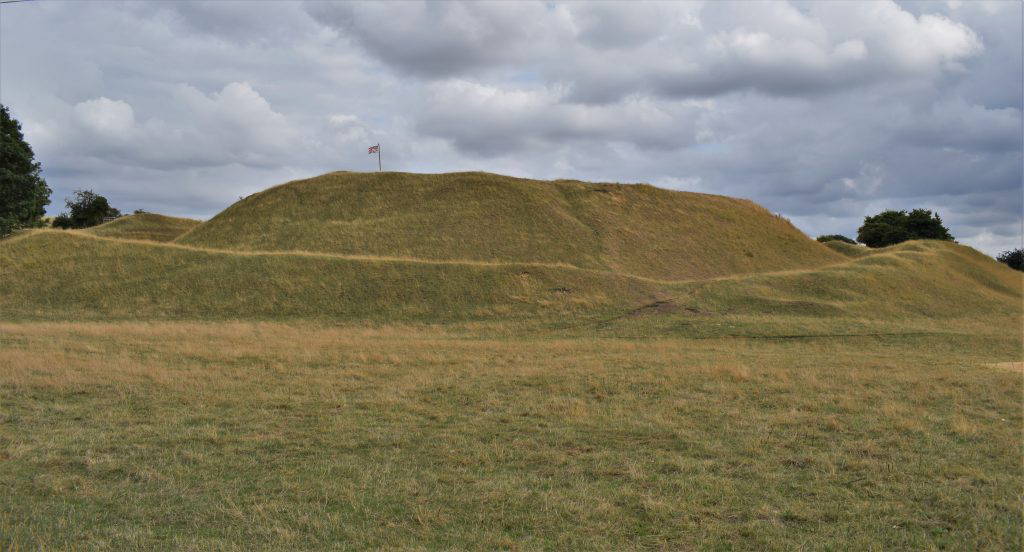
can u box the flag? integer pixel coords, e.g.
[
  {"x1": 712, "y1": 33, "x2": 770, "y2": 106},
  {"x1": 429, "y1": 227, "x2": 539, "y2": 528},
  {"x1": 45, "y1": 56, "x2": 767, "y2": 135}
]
[{"x1": 368, "y1": 145, "x2": 379, "y2": 154}]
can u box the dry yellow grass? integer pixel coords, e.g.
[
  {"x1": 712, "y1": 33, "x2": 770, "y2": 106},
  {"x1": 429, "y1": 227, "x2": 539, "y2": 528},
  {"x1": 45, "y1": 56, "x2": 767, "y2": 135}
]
[
  {"x1": 0, "y1": 321, "x2": 1019, "y2": 548},
  {"x1": 2, "y1": 171, "x2": 1021, "y2": 549},
  {"x1": 2, "y1": 228, "x2": 1018, "y2": 325},
  {"x1": 84, "y1": 212, "x2": 201, "y2": 242},
  {"x1": 177, "y1": 171, "x2": 844, "y2": 280},
  {"x1": 1, "y1": 320, "x2": 1020, "y2": 550}
]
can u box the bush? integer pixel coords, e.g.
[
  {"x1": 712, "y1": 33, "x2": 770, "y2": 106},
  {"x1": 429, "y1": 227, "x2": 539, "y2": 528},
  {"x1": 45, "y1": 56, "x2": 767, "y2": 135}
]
[
  {"x1": 857, "y1": 209, "x2": 953, "y2": 248},
  {"x1": 816, "y1": 234, "x2": 856, "y2": 244},
  {"x1": 52, "y1": 213, "x2": 73, "y2": 229},
  {"x1": 996, "y1": 248, "x2": 1022, "y2": 271},
  {"x1": 52, "y1": 190, "x2": 121, "y2": 229}
]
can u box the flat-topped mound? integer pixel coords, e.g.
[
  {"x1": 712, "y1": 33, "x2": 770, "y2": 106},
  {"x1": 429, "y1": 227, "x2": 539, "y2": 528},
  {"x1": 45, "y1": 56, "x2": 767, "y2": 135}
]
[
  {"x1": 86, "y1": 213, "x2": 201, "y2": 242},
  {"x1": 176, "y1": 171, "x2": 843, "y2": 280}
]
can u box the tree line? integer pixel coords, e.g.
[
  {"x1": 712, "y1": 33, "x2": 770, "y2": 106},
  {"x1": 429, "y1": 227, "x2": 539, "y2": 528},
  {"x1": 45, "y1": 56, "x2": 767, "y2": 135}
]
[
  {"x1": 816, "y1": 209, "x2": 953, "y2": 248},
  {"x1": 2, "y1": 103, "x2": 1021, "y2": 270}
]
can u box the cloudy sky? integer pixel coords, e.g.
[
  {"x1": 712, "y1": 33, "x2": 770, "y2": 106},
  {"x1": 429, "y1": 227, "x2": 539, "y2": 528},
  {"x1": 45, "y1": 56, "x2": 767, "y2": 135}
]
[{"x1": 1, "y1": 0, "x2": 1020, "y2": 254}]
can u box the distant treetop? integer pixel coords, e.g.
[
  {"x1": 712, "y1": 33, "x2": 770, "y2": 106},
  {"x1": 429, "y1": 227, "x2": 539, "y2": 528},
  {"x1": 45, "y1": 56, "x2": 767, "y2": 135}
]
[
  {"x1": 52, "y1": 190, "x2": 121, "y2": 229},
  {"x1": 996, "y1": 249, "x2": 1022, "y2": 271},
  {"x1": 816, "y1": 234, "x2": 856, "y2": 244},
  {"x1": 857, "y1": 209, "x2": 953, "y2": 248}
]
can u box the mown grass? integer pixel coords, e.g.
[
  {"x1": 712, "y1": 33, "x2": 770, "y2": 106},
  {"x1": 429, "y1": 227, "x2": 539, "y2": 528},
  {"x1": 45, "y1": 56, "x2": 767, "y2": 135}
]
[
  {"x1": 85, "y1": 213, "x2": 201, "y2": 243},
  {"x1": 177, "y1": 172, "x2": 843, "y2": 281},
  {"x1": 0, "y1": 320, "x2": 1020, "y2": 550}
]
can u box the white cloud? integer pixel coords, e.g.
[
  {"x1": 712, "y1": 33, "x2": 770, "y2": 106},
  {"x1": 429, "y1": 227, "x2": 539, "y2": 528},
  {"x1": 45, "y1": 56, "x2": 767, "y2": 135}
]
[
  {"x1": 311, "y1": 1, "x2": 984, "y2": 101},
  {"x1": 73, "y1": 97, "x2": 136, "y2": 138},
  {"x1": 45, "y1": 82, "x2": 305, "y2": 171}
]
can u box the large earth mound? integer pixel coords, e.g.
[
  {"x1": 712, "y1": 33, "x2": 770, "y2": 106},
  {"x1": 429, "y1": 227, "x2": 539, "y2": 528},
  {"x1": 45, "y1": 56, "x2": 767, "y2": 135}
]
[
  {"x1": 176, "y1": 171, "x2": 843, "y2": 281},
  {"x1": 3, "y1": 172, "x2": 1018, "y2": 323}
]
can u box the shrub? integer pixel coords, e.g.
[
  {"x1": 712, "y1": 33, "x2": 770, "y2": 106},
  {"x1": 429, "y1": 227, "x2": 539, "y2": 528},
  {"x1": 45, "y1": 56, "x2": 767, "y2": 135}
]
[
  {"x1": 857, "y1": 209, "x2": 953, "y2": 248},
  {"x1": 52, "y1": 213, "x2": 73, "y2": 229},
  {"x1": 816, "y1": 234, "x2": 856, "y2": 244},
  {"x1": 996, "y1": 248, "x2": 1022, "y2": 271}
]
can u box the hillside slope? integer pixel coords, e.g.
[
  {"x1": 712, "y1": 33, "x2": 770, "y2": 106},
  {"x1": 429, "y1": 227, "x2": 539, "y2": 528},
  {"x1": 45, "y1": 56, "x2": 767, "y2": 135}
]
[
  {"x1": 177, "y1": 171, "x2": 844, "y2": 281},
  {"x1": 86, "y1": 213, "x2": 201, "y2": 242},
  {"x1": 2, "y1": 230, "x2": 1018, "y2": 325},
  {"x1": 0, "y1": 230, "x2": 662, "y2": 321}
]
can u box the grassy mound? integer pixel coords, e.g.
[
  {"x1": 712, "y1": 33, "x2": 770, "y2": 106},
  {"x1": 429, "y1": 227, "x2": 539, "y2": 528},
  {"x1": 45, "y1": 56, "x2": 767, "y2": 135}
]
[
  {"x1": 177, "y1": 171, "x2": 843, "y2": 281},
  {"x1": 821, "y1": 239, "x2": 871, "y2": 258},
  {"x1": 0, "y1": 230, "x2": 662, "y2": 322},
  {"x1": 2, "y1": 230, "x2": 1018, "y2": 325},
  {"x1": 84, "y1": 213, "x2": 201, "y2": 242},
  {"x1": 3, "y1": 172, "x2": 1017, "y2": 325},
  {"x1": 603, "y1": 240, "x2": 1022, "y2": 337}
]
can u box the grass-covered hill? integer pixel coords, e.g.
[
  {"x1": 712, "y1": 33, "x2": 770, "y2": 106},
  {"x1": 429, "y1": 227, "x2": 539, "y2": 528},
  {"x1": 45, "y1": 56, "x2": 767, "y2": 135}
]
[
  {"x1": 1, "y1": 171, "x2": 1019, "y2": 325},
  {"x1": 1, "y1": 227, "x2": 1018, "y2": 326},
  {"x1": 84, "y1": 212, "x2": 200, "y2": 242},
  {"x1": 177, "y1": 171, "x2": 844, "y2": 281},
  {"x1": 0, "y1": 229, "x2": 661, "y2": 321}
]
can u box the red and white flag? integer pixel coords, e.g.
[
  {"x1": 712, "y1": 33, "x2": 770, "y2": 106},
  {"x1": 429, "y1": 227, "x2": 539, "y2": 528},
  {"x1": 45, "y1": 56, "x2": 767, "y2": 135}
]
[{"x1": 368, "y1": 144, "x2": 379, "y2": 154}]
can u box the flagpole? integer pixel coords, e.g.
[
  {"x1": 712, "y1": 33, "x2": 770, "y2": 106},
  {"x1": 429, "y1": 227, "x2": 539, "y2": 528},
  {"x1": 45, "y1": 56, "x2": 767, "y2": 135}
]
[{"x1": 377, "y1": 143, "x2": 382, "y2": 172}]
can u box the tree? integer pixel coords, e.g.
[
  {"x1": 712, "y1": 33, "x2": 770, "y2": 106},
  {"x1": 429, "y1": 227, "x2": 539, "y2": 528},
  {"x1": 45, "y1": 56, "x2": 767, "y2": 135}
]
[
  {"x1": 816, "y1": 234, "x2": 856, "y2": 244},
  {"x1": 1, "y1": 104, "x2": 51, "y2": 237},
  {"x1": 857, "y1": 209, "x2": 953, "y2": 248},
  {"x1": 996, "y1": 248, "x2": 1023, "y2": 271},
  {"x1": 52, "y1": 190, "x2": 121, "y2": 229}
]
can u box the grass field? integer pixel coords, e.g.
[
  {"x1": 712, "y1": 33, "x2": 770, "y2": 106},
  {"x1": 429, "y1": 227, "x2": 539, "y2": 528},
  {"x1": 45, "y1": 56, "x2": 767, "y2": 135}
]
[
  {"x1": 1, "y1": 319, "x2": 1020, "y2": 550},
  {"x1": 1, "y1": 171, "x2": 1021, "y2": 549}
]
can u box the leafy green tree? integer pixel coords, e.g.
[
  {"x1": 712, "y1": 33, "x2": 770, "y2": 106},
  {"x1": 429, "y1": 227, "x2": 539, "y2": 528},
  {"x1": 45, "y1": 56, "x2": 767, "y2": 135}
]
[
  {"x1": 52, "y1": 190, "x2": 121, "y2": 229},
  {"x1": 857, "y1": 209, "x2": 953, "y2": 248},
  {"x1": 996, "y1": 248, "x2": 1022, "y2": 271},
  {"x1": 1, "y1": 104, "x2": 51, "y2": 237},
  {"x1": 816, "y1": 234, "x2": 856, "y2": 244}
]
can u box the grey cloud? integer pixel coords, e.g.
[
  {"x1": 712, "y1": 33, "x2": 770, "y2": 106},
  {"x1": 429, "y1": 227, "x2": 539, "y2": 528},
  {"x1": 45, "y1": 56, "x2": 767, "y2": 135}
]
[
  {"x1": 415, "y1": 80, "x2": 707, "y2": 155},
  {"x1": 311, "y1": 1, "x2": 985, "y2": 103},
  {"x1": 893, "y1": 99, "x2": 1021, "y2": 153},
  {"x1": 305, "y1": 1, "x2": 566, "y2": 78}
]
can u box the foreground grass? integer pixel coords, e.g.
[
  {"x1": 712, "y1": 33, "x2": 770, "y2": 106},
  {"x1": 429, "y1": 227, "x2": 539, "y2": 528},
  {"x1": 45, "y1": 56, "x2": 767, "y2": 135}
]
[{"x1": 1, "y1": 320, "x2": 1020, "y2": 550}]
